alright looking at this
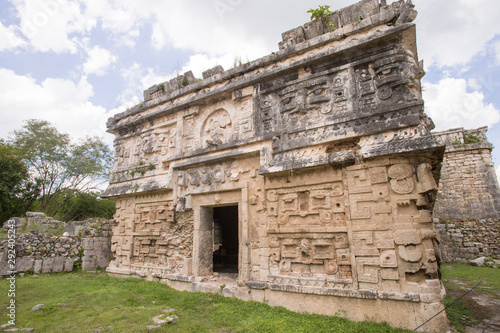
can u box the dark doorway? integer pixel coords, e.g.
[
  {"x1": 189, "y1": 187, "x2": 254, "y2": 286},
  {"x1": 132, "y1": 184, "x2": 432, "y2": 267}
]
[{"x1": 213, "y1": 205, "x2": 239, "y2": 274}]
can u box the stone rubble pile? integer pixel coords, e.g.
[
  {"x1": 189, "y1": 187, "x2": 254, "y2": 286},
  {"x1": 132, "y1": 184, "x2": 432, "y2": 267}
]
[{"x1": 0, "y1": 213, "x2": 113, "y2": 276}]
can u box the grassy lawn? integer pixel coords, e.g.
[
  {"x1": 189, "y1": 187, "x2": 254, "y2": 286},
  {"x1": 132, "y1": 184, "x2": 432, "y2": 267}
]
[
  {"x1": 441, "y1": 264, "x2": 500, "y2": 333},
  {"x1": 1, "y1": 264, "x2": 497, "y2": 332},
  {"x1": 0, "y1": 271, "x2": 411, "y2": 333},
  {"x1": 441, "y1": 263, "x2": 500, "y2": 295}
]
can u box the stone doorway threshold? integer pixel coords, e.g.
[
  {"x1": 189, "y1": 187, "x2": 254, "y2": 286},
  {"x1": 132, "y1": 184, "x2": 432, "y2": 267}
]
[{"x1": 185, "y1": 273, "x2": 242, "y2": 297}]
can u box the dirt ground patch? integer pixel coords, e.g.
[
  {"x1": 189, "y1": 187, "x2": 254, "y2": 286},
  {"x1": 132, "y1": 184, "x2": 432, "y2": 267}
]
[{"x1": 446, "y1": 287, "x2": 500, "y2": 332}]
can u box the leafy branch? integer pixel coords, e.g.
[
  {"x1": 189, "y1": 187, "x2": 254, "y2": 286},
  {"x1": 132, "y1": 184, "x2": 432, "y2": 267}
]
[
  {"x1": 307, "y1": 5, "x2": 331, "y2": 21},
  {"x1": 307, "y1": 5, "x2": 335, "y2": 32}
]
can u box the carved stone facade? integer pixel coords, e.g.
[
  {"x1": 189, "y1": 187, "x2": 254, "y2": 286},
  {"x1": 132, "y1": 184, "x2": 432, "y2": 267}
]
[{"x1": 103, "y1": 1, "x2": 448, "y2": 331}]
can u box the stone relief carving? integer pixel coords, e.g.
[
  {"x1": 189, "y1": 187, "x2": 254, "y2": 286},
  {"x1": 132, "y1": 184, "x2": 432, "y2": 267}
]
[
  {"x1": 178, "y1": 171, "x2": 188, "y2": 188},
  {"x1": 388, "y1": 164, "x2": 415, "y2": 194},
  {"x1": 355, "y1": 52, "x2": 423, "y2": 110},
  {"x1": 133, "y1": 202, "x2": 175, "y2": 233},
  {"x1": 213, "y1": 165, "x2": 226, "y2": 183},
  {"x1": 268, "y1": 233, "x2": 352, "y2": 281},
  {"x1": 265, "y1": 176, "x2": 352, "y2": 282},
  {"x1": 416, "y1": 163, "x2": 438, "y2": 194},
  {"x1": 113, "y1": 139, "x2": 131, "y2": 167},
  {"x1": 116, "y1": 201, "x2": 194, "y2": 276},
  {"x1": 345, "y1": 161, "x2": 441, "y2": 286},
  {"x1": 201, "y1": 109, "x2": 232, "y2": 147},
  {"x1": 257, "y1": 69, "x2": 351, "y2": 136},
  {"x1": 266, "y1": 183, "x2": 345, "y2": 230},
  {"x1": 154, "y1": 125, "x2": 177, "y2": 157},
  {"x1": 141, "y1": 134, "x2": 155, "y2": 155},
  {"x1": 175, "y1": 163, "x2": 258, "y2": 190}
]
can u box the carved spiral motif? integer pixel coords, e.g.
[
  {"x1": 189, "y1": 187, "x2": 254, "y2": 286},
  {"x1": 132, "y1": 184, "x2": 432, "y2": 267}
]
[
  {"x1": 398, "y1": 245, "x2": 423, "y2": 263},
  {"x1": 279, "y1": 260, "x2": 291, "y2": 272},
  {"x1": 378, "y1": 86, "x2": 393, "y2": 100},
  {"x1": 279, "y1": 214, "x2": 289, "y2": 225},
  {"x1": 325, "y1": 261, "x2": 338, "y2": 275},
  {"x1": 320, "y1": 211, "x2": 333, "y2": 223},
  {"x1": 388, "y1": 164, "x2": 415, "y2": 194}
]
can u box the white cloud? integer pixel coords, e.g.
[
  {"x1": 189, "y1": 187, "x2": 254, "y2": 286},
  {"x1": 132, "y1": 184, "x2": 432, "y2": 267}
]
[
  {"x1": 423, "y1": 78, "x2": 500, "y2": 131},
  {"x1": 497, "y1": 165, "x2": 500, "y2": 184},
  {"x1": 4, "y1": 0, "x2": 500, "y2": 71},
  {"x1": 467, "y1": 78, "x2": 482, "y2": 92},
  {"x1": 179, "y1": 53, "x2": 237, "y2": 78},
  {"x1": 81, "y1": 0, "x2": 148, "y2": 48},
  {"x1": 415, "y1": 0, "x2": 500, "y2": 68},
  {"x1": 0, "y1": 68, "x2": 113, "y2": 144},
  {"x1": 494, "y1": 40, "x2": 500, "y2": 65},
  {"x1": 0, "y1": 21, "x2": 26, "y2": 51},
  {"x1": 115, "y1": 53, "x2": 244, "y2": 110},
  {"x1": 14, "y1": 0, "x2": 95, "y2": 53},
  {"x1": 151, "y1": 22, "x2": 165, "y2": 50},
  {"x1": 117, "y1": 63, "x2": 172, "y2": 107},
  {"x1": 137, "y1": 0, "x2": 334, "y2": 60},
  {"x1": 83, "y1": 46, "x2": 117, "y2": 76}
]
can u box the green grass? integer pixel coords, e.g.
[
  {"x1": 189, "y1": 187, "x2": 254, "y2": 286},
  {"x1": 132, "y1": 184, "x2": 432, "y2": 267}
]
[
  {"x1": 441, "y1": 264, "x2": 500, "y2": 332},
  {"x1": 441, "y1": 263, "x2": 500, "y2": 295},
  {"x1": 0, "y1": 272, "x2": 411, "y2": 333},
  {"x1": 443, "y1": 296, "x2": 479, "y2": 333},
  {"x1": 3, "y1": 264, "x2": 497, "y2": 332}
]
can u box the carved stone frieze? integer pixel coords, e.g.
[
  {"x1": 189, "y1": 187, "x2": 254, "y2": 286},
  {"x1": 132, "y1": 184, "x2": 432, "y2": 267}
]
[
  {"x1": 102, "y1": 2, "x2": 448, "y2": 330},
  {"x1": 201, "y1": 109, "x2": 232, "y2": 147}
]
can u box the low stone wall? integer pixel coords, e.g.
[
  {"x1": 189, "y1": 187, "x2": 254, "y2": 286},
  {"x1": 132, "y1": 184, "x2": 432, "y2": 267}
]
[
  {"x1": 0, "y1": 217, "x2": 113, "y2": 275},
  {"x1": 434, "y1": 218, "x2": 500, "y2": 263}
]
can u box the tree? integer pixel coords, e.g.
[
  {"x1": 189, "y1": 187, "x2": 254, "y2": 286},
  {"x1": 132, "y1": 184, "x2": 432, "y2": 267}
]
[
  {"x1": 45, "y1": 191, "x2": 116, "y2": 221},
  {"x1": 0, "y1": 140, "x2": 38, "y2": 222},
  {"x1": 11, "y1": 119, "x2": 113, "y2": 215}
]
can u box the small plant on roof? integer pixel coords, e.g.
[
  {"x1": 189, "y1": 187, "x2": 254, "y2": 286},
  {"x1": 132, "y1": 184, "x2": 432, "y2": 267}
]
[
  {"x1": 307, "y1": 5, "x2": 335, "y2": 32},
  {"x1": 307, "y1": 5, "x2": 331, "y2": 21}
]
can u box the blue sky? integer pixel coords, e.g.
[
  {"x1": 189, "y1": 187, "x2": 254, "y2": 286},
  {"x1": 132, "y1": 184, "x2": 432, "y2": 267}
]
[{"x1": 1, "y1": 0, "x2": 500, "y2": 180}]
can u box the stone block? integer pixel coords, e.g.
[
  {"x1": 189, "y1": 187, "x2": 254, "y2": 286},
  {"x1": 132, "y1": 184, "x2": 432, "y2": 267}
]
[
  {"x1": 202, "y1": 65, "x2": 224, "y2": 80},
  {"x1": 96, "y1": 254, "x2": 110, "y2": 269},
  {"x1": 183, "y1": 258, "x2": 193, "y2": 276},
  {"x1": 82, "y1": 238, "x2": 94, "y2": 249},
  {"x1": 34, "y1": 260, "x2": 43, "y2": 274},
  {"x1": 0, "y1": 261, "x2": 11, "y2": 276},
  {"x1": 82, "y1": 259, "x2": 96, "y2": 271},
  {"x1": 470, "y1": 257, "x2": 486, "y2": 267},
  {"x1": 64, "y1": 258, "x2": 74, "y2": 272},
  {"x1": 15, "y1": 256, "x2": 34, "y2": 272},
  {"x1": 303, "y1": 19, "x2": 324, "y2": 40},
  {"x1": 339, "y1": 0, "x2": 379, "y2": 26},
  {"x1": 42, "y1": 258, "x2": 55, "y2": 273},
  {"x1": 52, "y1": 256, "x2": 65, "y2": 273}
]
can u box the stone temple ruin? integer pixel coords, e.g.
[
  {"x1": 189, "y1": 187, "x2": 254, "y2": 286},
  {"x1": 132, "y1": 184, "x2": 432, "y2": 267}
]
[
  {"x1": 433, "y1": 127, "x2": 500, "y2": 262},
  {"x1": 102, "y1": 0, "x2": 449, "y2": 331}
]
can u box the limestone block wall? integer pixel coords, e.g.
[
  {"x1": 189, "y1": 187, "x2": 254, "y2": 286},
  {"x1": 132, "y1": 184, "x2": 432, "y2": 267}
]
[
  {"x1": 432, "y1": 127, "x2": 500, "y2": 262},
  {"x1": 0, "y1": 219, "x2": 113, "y2": 275},
  {"x1": 434, "y1": 219, "x2": 500, "y2": 263},
  {"x1": 102, "y1": 1, "x2": 449, "y2": 331},
  {"x1": 434, "y1": 127, "x2": 500, "y2": 220}
]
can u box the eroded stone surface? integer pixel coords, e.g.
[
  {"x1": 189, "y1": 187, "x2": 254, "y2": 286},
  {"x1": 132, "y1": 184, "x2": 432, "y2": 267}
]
[
  {"x1": 102, "y1": 1, "x2": 447, "y2": 331},
  {"x1": 433, "y1": 127, "x2": 500, "y2": 263}
]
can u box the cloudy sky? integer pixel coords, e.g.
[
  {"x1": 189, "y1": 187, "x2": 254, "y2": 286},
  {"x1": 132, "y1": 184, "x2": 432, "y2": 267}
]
[{"x1": 1, "y1": 0, "x2": 500, "y2": 179}]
